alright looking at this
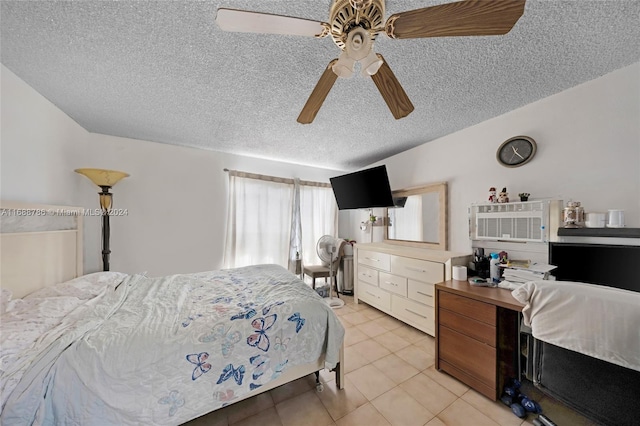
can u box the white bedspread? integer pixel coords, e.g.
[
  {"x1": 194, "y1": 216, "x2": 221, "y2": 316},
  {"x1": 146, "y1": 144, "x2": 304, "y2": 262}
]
[
  {"x1": 1, "y1": 265, "x2": 344, "y2": 425},
  {"x1": 512, "y1": 280, "x2": 640, "y2": 372}
]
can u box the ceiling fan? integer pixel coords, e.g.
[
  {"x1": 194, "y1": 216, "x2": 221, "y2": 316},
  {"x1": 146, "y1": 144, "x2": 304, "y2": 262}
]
[{"x1": 216, "y1": 0, "x2": 526, "y2": 124}]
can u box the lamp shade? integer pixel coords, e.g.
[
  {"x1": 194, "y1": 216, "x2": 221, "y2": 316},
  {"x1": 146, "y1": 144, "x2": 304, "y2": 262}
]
[{"x1": 75, "y1": 168, "x2": 129, "y2": 187}]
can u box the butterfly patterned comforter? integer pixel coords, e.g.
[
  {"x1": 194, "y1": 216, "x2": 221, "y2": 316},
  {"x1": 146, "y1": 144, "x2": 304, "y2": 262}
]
[{"x1": 1, "y1": 264, "x2": 345, "y2": 425}]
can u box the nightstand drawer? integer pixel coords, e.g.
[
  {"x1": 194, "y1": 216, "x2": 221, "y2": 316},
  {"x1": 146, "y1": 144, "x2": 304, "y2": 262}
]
[
  {"x1": 358, "y1": 281, "x2": 391, "y2": 311},
  {"x1": 439, "y1": 291, "x2": 496, "y2": 326},
  {"x1": 359, "y1": 250, "x2": 391, "y2": 271},
  {"x1": 391, "y1": 256, "x2": 443, "y2": 283},
  {"x1": 408, "y1": 280, "x2": 434, "y2": 307},
  {"x1": 379, "y1": 272, "x2": 407, "y2": 297},
  {"x1": 440, "y1": 308, "x2": 496, "y2": 347},
  {"x1": 357, "y1": 265, "x2": 378, "y2": 285},
  {"x1": 439, "y1": 325, "x2": 496, "y2": 387}
]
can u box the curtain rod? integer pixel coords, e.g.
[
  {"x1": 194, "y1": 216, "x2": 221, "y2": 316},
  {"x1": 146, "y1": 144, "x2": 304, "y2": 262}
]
[{"x1": 223, "y1": 168, "x2": 331, "y2": 188}]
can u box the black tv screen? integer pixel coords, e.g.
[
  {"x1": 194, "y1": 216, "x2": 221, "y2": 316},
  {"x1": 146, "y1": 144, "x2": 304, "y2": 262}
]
[
  {"x1": 330, "y1": 165, "x2": 394, "y2": 210},
  {"x1": 549, "y1": 242, "x2": 640, "y2": 292}
]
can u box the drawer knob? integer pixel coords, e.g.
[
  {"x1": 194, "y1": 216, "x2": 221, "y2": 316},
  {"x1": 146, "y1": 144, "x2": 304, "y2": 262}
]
[
  {"x1": 366, "y1": 257, "x2": 380, "y2": 262},
  {"x1": 406, "y1": 266, "x2": 426, "y2": 273},
  {"x1": 417, "y1": 291, "x2": 430, "y2": 296}
]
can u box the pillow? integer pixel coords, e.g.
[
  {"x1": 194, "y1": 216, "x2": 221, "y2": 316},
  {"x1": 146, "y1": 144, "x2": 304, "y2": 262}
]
[
  {"x1": 1, "y1": 288, "x2": 11, "y2": 315},
  {"x1": 25, "y1": 271, "x2": 128, "y2": 300}
]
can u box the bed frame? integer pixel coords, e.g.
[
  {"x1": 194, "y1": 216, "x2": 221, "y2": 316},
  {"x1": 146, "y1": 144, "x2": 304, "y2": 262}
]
[{"x1": 0, "y1": 200, "x2": 344, "y2": 422}]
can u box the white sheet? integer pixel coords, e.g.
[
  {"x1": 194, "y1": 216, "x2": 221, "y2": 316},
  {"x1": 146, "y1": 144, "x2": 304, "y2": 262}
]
[
  {"x1": 512, "y1": 280, "x2": 640, "y2": 372},
  {"x1": 0, "y1": 272, "x2": 127, "y2": 409}
]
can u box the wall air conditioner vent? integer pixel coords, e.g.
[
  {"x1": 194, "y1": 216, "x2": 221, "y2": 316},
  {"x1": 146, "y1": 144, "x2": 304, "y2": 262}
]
[{"x1": 469, "y1": 200, "x2": 562, "y2": 243}]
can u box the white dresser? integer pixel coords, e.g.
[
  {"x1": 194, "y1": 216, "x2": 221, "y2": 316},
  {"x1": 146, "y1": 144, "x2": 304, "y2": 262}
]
[{"x1": 354, "y1": 242, "x2": 471, "y2": 336}]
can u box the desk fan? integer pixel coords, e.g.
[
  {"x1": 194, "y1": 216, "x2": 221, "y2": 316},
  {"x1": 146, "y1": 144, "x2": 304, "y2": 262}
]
[{"x1": 316, "y1": 235, "x2": 345, "y2": 309}]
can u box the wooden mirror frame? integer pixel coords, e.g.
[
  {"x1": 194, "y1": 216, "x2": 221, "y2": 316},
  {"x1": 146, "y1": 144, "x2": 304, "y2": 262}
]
[{"x1": 384, "y1": 182, "x2": 448, "y2": 250}]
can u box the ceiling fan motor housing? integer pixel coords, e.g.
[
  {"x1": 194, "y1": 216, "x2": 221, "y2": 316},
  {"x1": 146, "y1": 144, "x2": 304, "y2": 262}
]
[{"x1": 329, "y1": 0, "x2": 384, "y2": 50}]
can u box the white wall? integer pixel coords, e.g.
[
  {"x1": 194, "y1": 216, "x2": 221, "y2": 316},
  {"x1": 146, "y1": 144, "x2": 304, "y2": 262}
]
[
  {"x1": 347, "y1": 63, "x2": 640, "y2": 253},
  {"x1": 1, "y1": 65, "x2": 343, "y2": 276}
]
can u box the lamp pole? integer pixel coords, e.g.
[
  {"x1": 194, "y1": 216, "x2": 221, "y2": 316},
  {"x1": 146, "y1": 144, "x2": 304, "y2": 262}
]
[{"x1": 99, "y1": 186, "x2": 112, "y2": 271}]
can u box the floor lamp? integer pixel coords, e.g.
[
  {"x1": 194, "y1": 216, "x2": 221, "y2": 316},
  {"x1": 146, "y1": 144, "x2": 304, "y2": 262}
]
[{"x1": 75, "y1": 168, "x2": 129, "y2": 271}]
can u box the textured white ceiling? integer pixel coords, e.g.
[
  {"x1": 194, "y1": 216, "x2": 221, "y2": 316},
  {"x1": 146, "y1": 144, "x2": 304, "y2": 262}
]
[{"x1": 1, "y1": 1, "x2": 639, "y2": 170}]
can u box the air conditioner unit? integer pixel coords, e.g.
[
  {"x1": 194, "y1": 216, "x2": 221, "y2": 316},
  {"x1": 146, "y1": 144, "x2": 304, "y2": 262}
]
[{"x1": 469, "y1": 200, "x2": 562, "y2": 243}]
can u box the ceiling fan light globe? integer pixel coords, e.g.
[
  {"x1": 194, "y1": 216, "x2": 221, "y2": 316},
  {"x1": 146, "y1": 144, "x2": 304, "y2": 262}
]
[
  {"x1": 333, "y1": 52, "x2": 356, "y2": 78},
  {"x1": 360, "y1": 51, "x2": 383, "y2": 76},
  {"x1": 332, "y1": 63, "x2": 355, "y2": 78}
]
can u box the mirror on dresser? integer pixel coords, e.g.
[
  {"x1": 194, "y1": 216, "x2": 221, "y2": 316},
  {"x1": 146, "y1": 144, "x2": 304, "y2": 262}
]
[{"x1": 385, "y1": 182, "x2": 448, "y2": 250}]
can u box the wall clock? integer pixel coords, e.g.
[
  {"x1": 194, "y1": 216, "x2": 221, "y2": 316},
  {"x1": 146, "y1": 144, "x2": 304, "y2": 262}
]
[{"x1": 496, "y1": 136, "x2": 537, "y2": 167}]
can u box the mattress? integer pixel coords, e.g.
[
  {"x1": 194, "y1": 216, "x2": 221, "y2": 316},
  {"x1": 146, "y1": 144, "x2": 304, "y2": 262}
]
[
  {"x1": 512, "y1": 280, "x2": 640, "y2": 371},
  {"x1": 1, "y1": 264, "x2": 344, "y2": 425}
]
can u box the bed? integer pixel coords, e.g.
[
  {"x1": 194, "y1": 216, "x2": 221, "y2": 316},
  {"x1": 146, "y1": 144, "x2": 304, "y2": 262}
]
[
  {"x1": 0, "y1": 201, "x2": 345, "y2": 425},
  {"x1": 511, "y1": 242, "x2": 640, "y2": 426}
]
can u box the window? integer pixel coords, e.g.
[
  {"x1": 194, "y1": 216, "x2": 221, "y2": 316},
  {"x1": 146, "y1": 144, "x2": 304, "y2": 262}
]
[{"x1": 223, "y1": 171, "x2": 337, "y2": 270}]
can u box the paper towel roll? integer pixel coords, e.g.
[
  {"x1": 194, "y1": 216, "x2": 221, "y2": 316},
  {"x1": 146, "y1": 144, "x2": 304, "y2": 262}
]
[{"x1": 453, "y1": 266, "x2": 467, "y2": 281}]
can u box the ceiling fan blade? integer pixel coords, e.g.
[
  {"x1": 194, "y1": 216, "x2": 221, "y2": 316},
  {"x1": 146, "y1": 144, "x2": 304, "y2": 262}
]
[
  {"x1": 216, "y1": 8, "x2": 328, "y2": 37},
  {"x1": 297, "y1": 60, "x2": 339, "y2": 124},
  {"x1": 370, "y1": 55, "x2": 414, "y2": 120},
  {"x1": 385, "y1": 0, "x2": 525, "y2": 39}
]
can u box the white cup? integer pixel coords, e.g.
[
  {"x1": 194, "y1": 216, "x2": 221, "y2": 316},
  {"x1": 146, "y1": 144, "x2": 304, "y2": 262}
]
[
  {"x1": 606, "y1": 210, "x2": 625, "y2": 228},
  {"x1": 585, "y1": 212, "x2": 606, "y2": 228},
  {"x1": 452, "y1": 266, "x2": 467, "y2": 281}
]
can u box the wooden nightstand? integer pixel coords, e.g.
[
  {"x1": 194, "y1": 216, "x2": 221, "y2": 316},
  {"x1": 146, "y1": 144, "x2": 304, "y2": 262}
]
[{"x1": 435, "y1": 280, "x2": 524, "y2": 400}]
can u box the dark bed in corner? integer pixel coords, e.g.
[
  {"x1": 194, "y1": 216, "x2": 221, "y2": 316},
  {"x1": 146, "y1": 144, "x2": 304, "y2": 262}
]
[{"x1": 531, "y1": 242, "x2": 640, "y2": 426}]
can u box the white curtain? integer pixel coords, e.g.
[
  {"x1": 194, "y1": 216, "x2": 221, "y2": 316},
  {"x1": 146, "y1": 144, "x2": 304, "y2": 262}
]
[
  {"x1": 224, "y1": 173, "x2": 338, "y2": 272},
  {"x1": 300, "y1": 184, "x2": 338, "y2": 267},
  {"x1": 287, "y1": 179, "x2": 302, "y2": 274},
  {"x1": 223, "y1": 174, "x2": 293, "y2": 268}
]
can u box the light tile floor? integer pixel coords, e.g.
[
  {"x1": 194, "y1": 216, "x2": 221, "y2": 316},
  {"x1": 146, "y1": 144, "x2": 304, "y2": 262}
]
[{"x1": 184, "y1": 296, "x2": 596, "y2": 426}]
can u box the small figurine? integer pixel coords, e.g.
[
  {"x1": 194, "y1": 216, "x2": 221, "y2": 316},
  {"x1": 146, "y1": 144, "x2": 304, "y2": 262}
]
[
  {"x1": 488, "y1": 187, "x2": 497, "y2": 203},
  {"x1": 498, "y1": 187, "x2": 509, "y2": 203}
]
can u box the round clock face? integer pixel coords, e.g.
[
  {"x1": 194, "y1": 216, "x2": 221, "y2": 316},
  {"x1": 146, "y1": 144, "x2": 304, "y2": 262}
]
[{"x1": 497, "y1": 136, "x2": 537, "y2": 167}]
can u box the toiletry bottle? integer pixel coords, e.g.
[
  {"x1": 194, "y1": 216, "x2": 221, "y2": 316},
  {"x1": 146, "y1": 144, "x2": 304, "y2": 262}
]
[{"x1": 490, "y1": 253, "x2": 501, "y2": 284}]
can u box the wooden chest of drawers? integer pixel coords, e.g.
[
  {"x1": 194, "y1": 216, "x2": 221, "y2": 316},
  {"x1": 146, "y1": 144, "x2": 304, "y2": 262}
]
[
  {"x1": 435, "y1": 280, "x2": 523, "y2": 400},
  {"x1": 354, "y1": 243, "x2": 470, "y2": 336}
]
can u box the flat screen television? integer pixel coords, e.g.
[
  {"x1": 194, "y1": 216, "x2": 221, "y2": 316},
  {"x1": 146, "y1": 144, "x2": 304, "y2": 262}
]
[
  {"x1": 330, "y1": 165, "x2": 394, "y2": 210},
  {"x1": 549, "y1": 242, "x2": 640, "y2": 292}
]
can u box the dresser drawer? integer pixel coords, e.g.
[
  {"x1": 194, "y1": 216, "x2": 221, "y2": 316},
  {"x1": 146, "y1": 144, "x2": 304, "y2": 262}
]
[
  {"x1": 439, "y1": 360, "x2": 496, "y2": 400},
  {"x1": 358, "y1": 250, "x2": 391, "y2": 271},
  {"x1": 379, "y1": 272, "x2": 407, "y2": 297},
  {"x1": 439, "y1": 325, "x2": 496, "y2": 388},
  {"x1": 408, "y1": 280, "x2": 434, "y2": 307},
  {"x1": 391, "y1": 256, "x2": 444, "y2": 283},
  {"x1": 358, "y1": 281, "x2": 391, "y2": 311},
  {"x1": 357, "y1": 265, "x2": 378, "y2": 285},
  {"x1": 440, "y1": 308, "x2": 496, "y2": 347},
  {"x1": 392, "y1": 295, "x2": 434, "y2": 334},
  {"x1": 439, "y1": 291, "x2": 496, "y2": 326}
]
